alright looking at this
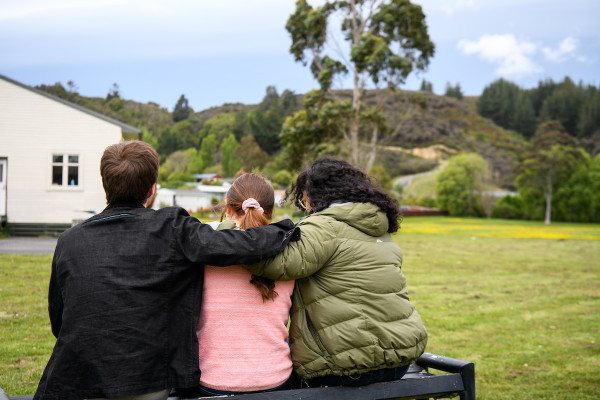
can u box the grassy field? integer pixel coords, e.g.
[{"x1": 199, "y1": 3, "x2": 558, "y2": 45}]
[
  {"x1": 399, "y1": 217, "x2": 600, "y2": 399},
  {"x1": 1, "y1": 217, "x2": 599, "y2": 398}
]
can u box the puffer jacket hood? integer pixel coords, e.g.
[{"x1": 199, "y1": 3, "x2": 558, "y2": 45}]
[{"x1": 316, "y1": 202, "x2": 389, "y2": 237}]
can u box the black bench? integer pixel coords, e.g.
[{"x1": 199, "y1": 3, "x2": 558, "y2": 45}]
[{"x1": 3, "y1": 353, "x2": 474, "y2": 400}]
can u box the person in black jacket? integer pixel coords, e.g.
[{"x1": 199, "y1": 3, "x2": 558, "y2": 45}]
[{"x1": 33, "y1": 140, "x2": 297, "y2": 400}]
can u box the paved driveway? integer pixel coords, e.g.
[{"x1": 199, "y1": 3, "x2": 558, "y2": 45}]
[{"x1": 0, "y1": 237, "x2": 58, "y2": 254}]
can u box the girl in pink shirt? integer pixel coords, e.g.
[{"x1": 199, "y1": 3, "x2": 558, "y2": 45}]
[{"x1": 184, "y1": 173, "x2": 294, "y2": 397}]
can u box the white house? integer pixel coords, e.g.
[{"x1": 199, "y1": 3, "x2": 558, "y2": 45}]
[{"x1": 0, "y1": 74, "x2": 141, "y2": 235}]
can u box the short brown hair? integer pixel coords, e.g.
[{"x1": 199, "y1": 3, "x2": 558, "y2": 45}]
[{"x1": 100, "y1": 140, "x2": 159, "y2": 205}]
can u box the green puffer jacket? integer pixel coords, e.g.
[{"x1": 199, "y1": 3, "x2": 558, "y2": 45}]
[{"x1": 246, "y1": 202, "x2": 427, "y2": 380}]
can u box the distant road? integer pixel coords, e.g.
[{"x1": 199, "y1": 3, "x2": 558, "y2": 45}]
[
  {"x1": 482, "y1": 190, "x2": 517, "y2": 198},
  {"x1": 0, "y1": 237, "x2": 57, "y2": 254}
]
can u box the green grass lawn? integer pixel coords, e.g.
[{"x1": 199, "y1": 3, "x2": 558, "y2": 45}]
[
  {"x1": 1, "y1": 217, "x2": 599, "y2": 398},
  {"x1": 0, "y1": 254, "x2": 54, "y2": 395},
  {"x1": 398, "y1": 217, "x2": 600, "y2": 399}
]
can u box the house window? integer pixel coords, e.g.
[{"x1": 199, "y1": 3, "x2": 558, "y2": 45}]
[{"x1": 52, "y1": 154, "x2": 79, "y2": 186}]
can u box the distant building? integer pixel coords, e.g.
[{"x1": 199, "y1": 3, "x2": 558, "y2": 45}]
[
  {"x1": 193, "y1": 173, "x2": 221, "y2": 183},
  {"x1": 153, "y1": 184, "x2": 231, "y2": 212},
  {"x1": 0, "y1": 74, "x2": 141, "y2": 235},
  {"x1": 154, "y1": 185, "x2": 286, "y2": 213}
]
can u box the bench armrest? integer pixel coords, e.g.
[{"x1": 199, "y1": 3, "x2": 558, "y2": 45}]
[{"x1": 416, "y1": 352, "x2": 475, "y2": 400}]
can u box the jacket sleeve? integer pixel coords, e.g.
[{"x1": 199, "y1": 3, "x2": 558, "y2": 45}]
[
  {"x1": 173, "y1": 208, "x2": 299, "y2": 266},
  {"x1": 48, "y1": 253, "x2": 63, "y2": 338},
  {"x1": 245, "y1": 216, "x2": 337, "y2": 280}
]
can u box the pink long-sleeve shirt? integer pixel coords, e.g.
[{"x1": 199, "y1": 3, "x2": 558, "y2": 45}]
[{"x1": 197, "y1": 265, "x2": 294, "y2": 391}]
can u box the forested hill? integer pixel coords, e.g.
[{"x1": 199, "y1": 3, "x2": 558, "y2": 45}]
[
  {"x1": 345, "y1": 89, "x2": 528, "y2": 188},
  {"x1": 34, "y1": 82, "x2": 259, "y2": 142},
  {"x1": 34, "y1": 80, "x2": 597, "y2": 192}
]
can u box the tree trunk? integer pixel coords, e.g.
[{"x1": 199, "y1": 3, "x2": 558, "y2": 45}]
[
  {"x1": 350, "y1": 70, "x2": 360, "y2": 166},
  {"x1": 467, "y1": 191, "x2": 473, "y2": 217},
  {"x1": 364, "y1": 125, "x2": 378, "y2": 173},
  {"x1": 349, "y1": 0, "x2": 361, "y2": 166},
  {"x1": 544, "y1": 174, "x2": 552, "y2": 225}
]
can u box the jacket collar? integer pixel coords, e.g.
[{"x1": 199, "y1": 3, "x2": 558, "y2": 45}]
[{"x1": 104, "y1": 202, "x2": 145, "y2": 210}]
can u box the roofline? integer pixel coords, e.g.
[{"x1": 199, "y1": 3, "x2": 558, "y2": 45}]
[{"x1": 0, "y1": 74, "x2": 142, "y2": 135}]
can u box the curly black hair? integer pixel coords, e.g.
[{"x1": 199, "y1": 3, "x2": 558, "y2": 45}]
[{"x1": 285, "y1": 157, "x2": 401, "y2": 233}]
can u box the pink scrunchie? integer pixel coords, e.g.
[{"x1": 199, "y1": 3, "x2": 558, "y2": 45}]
[{"x1": 241, "y1": 198, "x2": 264, "y2": 214}]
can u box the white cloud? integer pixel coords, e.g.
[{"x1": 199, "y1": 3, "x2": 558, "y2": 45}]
[
  {"x1": 457, "y1": 34, "x2": 542, "y2": 77},
  {"x1": 542, "y1": 37, "x2": 578, "y2": 62}
]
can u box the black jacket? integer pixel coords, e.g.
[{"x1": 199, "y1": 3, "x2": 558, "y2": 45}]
[{"x1": 34, "y1": 205, "x2": 297, "y2": 400}]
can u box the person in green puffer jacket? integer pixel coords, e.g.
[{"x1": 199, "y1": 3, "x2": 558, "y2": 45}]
[{"x1": 246, "y1": 157, "x2": 428, "y2": 388}]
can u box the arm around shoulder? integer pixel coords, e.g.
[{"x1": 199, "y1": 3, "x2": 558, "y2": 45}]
[
  {"x1": 245, "y1": 216, "x2": 336, "y2": 281},
  {"x1": 173, "y1": 209, "x2": 298, "y2": 266}
]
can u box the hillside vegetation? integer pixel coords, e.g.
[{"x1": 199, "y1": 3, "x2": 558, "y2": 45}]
[
  {"x1": 368, "y1": 91, "x2": 527, "y2": 187},
  {"x1": 34, "y1": 82, "x2": 525, "y2": 189}
]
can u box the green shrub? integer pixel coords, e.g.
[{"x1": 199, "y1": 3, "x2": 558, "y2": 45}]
[
  {"x1": 492, "y1": 195, "x2": 525, "y2": 219},
  {"x1": 167, "y1": 171, "x2": 191, "y2": 183},
  {"x1": 394, "y1": 182, "x2": 404, "y2": 195},
  {"x1": 272, "y1": 170, "x2": 293, "y2": 189},
  {"x1": 369, "y1": 166, "x2": 393, "y2": 191}
]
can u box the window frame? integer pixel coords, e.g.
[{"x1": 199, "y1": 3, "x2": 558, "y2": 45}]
[{"x1": 48, "y1": 152, "x2": 83, "y2": 192}]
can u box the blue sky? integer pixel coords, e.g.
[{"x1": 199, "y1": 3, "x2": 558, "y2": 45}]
[{"x1": 1, "y1": 0, "x2": 598, "y2": 112}]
